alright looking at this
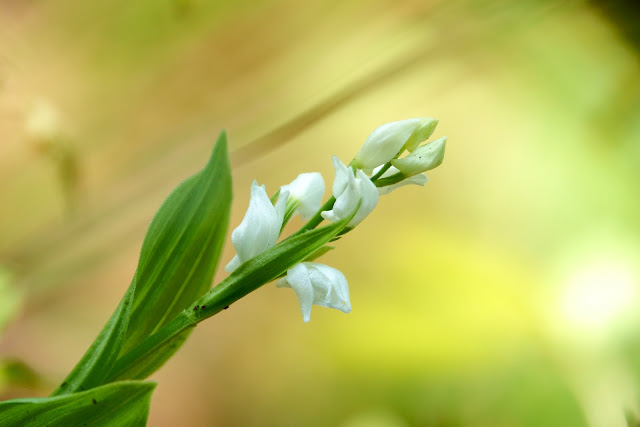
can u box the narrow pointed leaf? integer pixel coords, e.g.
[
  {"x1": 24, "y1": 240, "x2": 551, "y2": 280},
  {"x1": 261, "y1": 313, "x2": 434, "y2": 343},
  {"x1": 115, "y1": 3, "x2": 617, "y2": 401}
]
[
  {"x1": 0, "y1": 380, "x2": 155, "y2": 427},
  {"x1": 52, "y1": 132, "x2": 232, "y2": 393},
  {"x1": 123, "y1": 131, "x2": 232, "y2": 352}
]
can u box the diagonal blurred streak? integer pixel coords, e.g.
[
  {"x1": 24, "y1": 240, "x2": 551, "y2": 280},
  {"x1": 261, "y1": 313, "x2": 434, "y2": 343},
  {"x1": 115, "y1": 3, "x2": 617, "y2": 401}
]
[{"x1": 230, "y1": 41, "x2": 441, "y2": 166}]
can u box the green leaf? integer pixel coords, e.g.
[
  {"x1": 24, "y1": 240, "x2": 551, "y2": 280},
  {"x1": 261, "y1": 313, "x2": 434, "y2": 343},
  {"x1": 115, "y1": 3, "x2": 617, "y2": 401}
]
[
  {"x1": 302, "y1": 245, "x2": 335, "y2": 262},
  {"x1": 108, "y1": 212, "x2": 355, "y2": 382},
  {"x1": 0, "y1": 380, "x2": 155, "y2": 427},
  {"x1": 115, "y1": 329, "x2": 192, "y2": 381},
  {"x1": 51, "y1": 278, "x2": 136, "y2": 396},
  {"x1": 53, "y1": 131, "x2": 232, "y2": 393},
  {"x1": 123, "y1": 130, "x2": 232, "y2": 351}
]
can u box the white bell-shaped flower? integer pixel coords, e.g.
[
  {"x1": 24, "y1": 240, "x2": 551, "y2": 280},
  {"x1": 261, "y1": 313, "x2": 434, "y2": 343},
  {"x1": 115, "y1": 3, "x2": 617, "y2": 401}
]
[
  {"x1": 352, "y1": 117, "x2": 439, "y2": 172},
  {"x1": 391, "y1": 136, "x2": 446, "y2": 177},
  {"x1": 280, "y1": 172, "x2": 324, "y2": 220},
  {"x1": 372, "y1": 165, "x2": 428, "y2": 195},
  {"x1": 225, "y1": 181, "x2": 289, "y2": 272},
  {"x1": 276, "y1": 262, "x2": 352, "y2": 322},
  {"x1": 321, "y1": 156, "x2": 378, "y2": 228}
]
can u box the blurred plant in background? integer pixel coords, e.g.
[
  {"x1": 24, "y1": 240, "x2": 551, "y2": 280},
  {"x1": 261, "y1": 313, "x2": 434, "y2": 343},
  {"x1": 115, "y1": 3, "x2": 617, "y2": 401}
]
[{"x1": 0, "y1": 0, "x2": 639, "y2": 426}]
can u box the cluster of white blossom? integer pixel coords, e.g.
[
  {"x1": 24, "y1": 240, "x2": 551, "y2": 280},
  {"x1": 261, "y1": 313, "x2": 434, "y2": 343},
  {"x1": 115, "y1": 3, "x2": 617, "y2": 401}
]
[{"x1": 225, "y1": 118, "x2": 446, "y2": 322}]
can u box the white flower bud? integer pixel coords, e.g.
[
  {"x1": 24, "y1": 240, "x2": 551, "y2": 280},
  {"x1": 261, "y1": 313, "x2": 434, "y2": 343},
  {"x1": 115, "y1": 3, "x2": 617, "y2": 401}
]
[
  {"x1": 372, "y1": 165, "x2": 428, "y2": 195},
  {"x1": 280, "y1": 172, "x2": 324, "y2": 220},
  {"x1": 321, "y1": 156, "x2": 378, "y2": 227},
  {"x1": 225, "y1": 181, "x2": 289, "y2": 272},
  {"x1": 403, "y1": 117, "x2": 439, "y2": 152},
  {"x1": 391, "y1": 136, "x2": 446, "y2": 177},
  {"x1": 352, "y1": 118, "x2": 439, "y2": 171},
  {"x1": 276, "y1": 262, "x2": 351, "y2": 322}
]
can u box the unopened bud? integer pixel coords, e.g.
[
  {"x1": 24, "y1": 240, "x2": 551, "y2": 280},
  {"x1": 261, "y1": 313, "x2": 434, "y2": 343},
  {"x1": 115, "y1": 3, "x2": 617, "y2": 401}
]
[
  {"x1": 403, "y1": 118, "x2": 438, "y2": 152},
  {"x1": 352, "y1": 118, "x2": 425, "y2": 171},
  {"x1": 391, "y1": 136, "x2": 446, "y2": 177}
]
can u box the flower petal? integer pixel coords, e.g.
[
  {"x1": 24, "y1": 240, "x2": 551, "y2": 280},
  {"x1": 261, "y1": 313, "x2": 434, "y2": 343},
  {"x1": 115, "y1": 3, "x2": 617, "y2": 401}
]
[
  {"x1": 278, "y1": 262, "x2": 352, "y2": 322},
  {"x1": 307, "y1": 263, "x2": 351, "y2": 313},
  {"x1": 321, "y1": 159, "x2": 379, "y2": 227},
  {"x1": 352, "y1": 118, "x2": 423, "y2": 171},
  {"x1": 331, "y1": 156, "x2": 350, "y2": 196},
  {"x1": 350, "y1": 169, "x2": 379, "y2": 226},
  {"x1": 281, "y1": 263, "x2": 314, "y2": 322},
  {"x1": 322, "y1": 158, "x2": 359, "y2": 224},
  {"x1": 280, "y1": 172, "x2": 324, "y2": 220},
  {"x1": 378, "y1": 171, "x2": 429, "y2": 196},
  {"x1": 225, "y1": 181, "x2": 288, "y2": 272}
]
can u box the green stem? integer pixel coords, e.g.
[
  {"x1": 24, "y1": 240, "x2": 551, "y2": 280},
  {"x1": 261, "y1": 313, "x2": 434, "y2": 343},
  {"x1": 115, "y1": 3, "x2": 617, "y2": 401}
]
[
  {"x1": 296, "y1": 196, "x2": 336, "y2": 234},
  {"x1": 108, "y1": 272, "x2": 247, "y2": 381},
  {"x1": 373, "y1": 173, "x2": 405, "y2": 187},
  {"x1": 109, "y1": 312, "x2": 195, "y2": 381},
  {"x1": 369, "y1": 162, "x2": 392, "y2": 181}
]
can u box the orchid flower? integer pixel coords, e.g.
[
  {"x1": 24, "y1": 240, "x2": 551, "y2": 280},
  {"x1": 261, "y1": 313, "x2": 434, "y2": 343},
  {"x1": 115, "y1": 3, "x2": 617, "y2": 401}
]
[
  {"x1": 280, "y1": 172, "x2": 324, "y2": 220},
  {"x1": 225, "y1": 181, "x2": 289, "y2": 272},
  {"x1": 321, "y1": 156, "x2": 379, "y2": 228},
  {"x1": 277, "y1": 262, "x2": 351, "y2": 322}
]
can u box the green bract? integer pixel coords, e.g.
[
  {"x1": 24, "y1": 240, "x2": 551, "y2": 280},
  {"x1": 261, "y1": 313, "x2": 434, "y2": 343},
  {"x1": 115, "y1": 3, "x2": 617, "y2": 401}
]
[
  {"x1": 403, "y1": 117, "x2": 439, "y2": 152},
  {"x1": 391, "y1": 136, "x2": 446, "y2": 177}
]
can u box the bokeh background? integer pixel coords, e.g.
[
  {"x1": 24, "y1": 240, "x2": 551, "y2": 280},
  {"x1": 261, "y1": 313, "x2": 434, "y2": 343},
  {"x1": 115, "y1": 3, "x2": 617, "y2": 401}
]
[{"x1": 1, "y1": 0, "x2": 639, "y2": 425}]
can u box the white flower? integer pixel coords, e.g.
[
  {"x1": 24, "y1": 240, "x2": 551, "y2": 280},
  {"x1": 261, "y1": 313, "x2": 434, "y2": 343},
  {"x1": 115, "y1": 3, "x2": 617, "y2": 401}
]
[
  {"x1": 321, "y1": 156, "x2": 378, "y2": 228},
  {"x1": 276, "y1": 262, "x2": 351, "y2": 322},
  {"x1": 280, "y1": 172, "x2": 324, "y2": 220},
  {"x1": 352, "y1": 118, "x2": 439, "y2": 172},
  {"x1": 391, "y1": 136, "x2": 446, "y2": 177},
  {"x1": 372, "y1": 165, "x2": 428, "y2": 195},
  {"x1": 225, "y1": 181, "x2": 289, "y2": 272}
]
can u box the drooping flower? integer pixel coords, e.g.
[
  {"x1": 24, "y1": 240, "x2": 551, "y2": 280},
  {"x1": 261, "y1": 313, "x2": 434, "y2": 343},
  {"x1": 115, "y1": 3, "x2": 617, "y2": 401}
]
[
  {"x1": 280, "y1": 172, "x2": 324, "y2": 220},
  {"x1": 351, "y1": 117, "x2": 439, "y2": 172},
  {"x1": 276, "y1": 262, "x2": 351, "y2": 322},
  {"x1": 225, "y1": 181, "x2": 289, "y2": 272},
  {"x1": 373, "y1": 165, "x2": 428, "y2": 195},
  {"x1": 391, "y1": 136, "x2": 446, "y2": 177},
  {"x1": 321, "y1": 156, "x2": 379, "y2": 228}
]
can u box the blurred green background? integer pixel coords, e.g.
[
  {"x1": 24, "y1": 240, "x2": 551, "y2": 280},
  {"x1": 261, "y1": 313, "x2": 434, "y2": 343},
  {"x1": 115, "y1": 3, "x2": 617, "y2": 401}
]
[{"x1": 1, "y1": 0, "x2": 639, "y2": 425}]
